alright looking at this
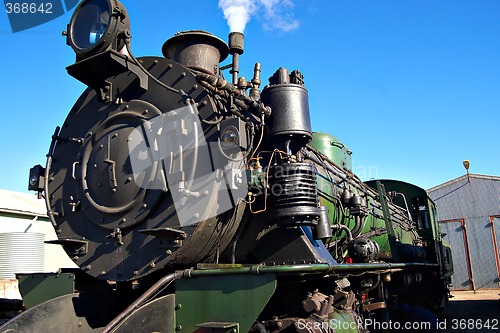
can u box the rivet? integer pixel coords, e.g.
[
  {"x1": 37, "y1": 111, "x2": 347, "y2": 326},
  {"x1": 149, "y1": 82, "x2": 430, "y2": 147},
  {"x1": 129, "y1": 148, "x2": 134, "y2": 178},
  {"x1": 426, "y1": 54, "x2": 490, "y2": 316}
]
[
  {"x1": 166, "y1": 250, "x2": 172, "y2": 255},
  {"x1": 133, "y1": 270, "x2": 139, "y2": 275},
  {"x1": 100, "y1": 271, "x2": 106, "y2": 275},
  {"x1": 121, "y1": 218, "x2": 127, "y2": 223},
  {"x1": 143, "y1": 204, "x2": 148, "y2": 208},
  {"x1": 181, "y1": 72, "x2": 186, "y2": 77},
  {"x1": 176, "y1": 325, "x2": 182, "y2": 331},
  {"x1": 194, "y1": 213, "x2": 199, "y2": 218},
  {"x1": 112, "y1": 188, "x2": 117, "y2": 193},
  {"x1": 175, "y1": 304, "x2": 182, "y2": 310}
]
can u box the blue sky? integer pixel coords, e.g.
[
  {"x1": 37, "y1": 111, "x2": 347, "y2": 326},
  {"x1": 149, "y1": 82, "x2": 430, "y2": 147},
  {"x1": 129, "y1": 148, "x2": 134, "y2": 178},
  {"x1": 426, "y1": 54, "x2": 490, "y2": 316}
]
[{"x1": 0, "y1": 0, "x2": 498, "y2": 194}]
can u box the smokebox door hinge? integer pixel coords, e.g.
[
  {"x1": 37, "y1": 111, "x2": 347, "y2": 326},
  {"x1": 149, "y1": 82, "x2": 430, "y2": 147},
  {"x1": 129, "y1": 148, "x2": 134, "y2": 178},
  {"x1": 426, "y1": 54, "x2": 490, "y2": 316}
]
[
  {"x1": 139, "y1": 227, "x2": 186, "y2": 249},
  {"x1": 45, "y1": 238, "x2": 88, "y2": 257}
]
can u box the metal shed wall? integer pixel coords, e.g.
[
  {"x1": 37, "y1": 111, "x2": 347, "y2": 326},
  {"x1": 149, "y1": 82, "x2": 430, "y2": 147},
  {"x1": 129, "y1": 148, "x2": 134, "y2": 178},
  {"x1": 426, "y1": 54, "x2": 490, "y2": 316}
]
[
  {"x1": 0, "y1": 189, "x2": 77, "y2": 272},
  {"x1": 428, "y1": 174, "x2": 500, "y2": 290}
]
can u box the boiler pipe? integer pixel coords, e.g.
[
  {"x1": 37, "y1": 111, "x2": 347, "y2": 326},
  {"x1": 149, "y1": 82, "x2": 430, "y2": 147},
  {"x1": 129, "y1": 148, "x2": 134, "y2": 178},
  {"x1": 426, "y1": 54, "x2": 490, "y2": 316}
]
[{"x1": 103, "y1": 262, "x2": 439, "y2": 332}]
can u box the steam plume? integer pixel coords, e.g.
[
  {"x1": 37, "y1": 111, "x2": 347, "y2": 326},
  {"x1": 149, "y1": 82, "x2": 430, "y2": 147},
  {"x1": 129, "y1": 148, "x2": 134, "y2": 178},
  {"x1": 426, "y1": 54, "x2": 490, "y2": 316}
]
[
  {"x1": 219, "y1": 0, "x2": 257, "y2": 33},
  {"x1": 218, "y1": 0, "x2": 299, "y2": 33}
]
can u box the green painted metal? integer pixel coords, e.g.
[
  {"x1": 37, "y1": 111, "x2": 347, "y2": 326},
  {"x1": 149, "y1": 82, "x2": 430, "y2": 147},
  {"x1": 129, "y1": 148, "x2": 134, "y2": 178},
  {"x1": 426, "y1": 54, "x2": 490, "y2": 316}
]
[
  {"x1": 328, "y1": 309, "x2": 361, "y2": 333},
  {"x1": 375, "y1": 181, "x2": 400, "y2": 262},
  {"x1": 309, "y1": 139, "x2": 415, "y2": 258},
  {"x1": 365, "y1": 179, "x2": 444, "y2": 262},
  {"x1": 115, "y1": 294, "x2": 176, "y2": 333},
  {"x1": 361, "y1": 212, "x2": 391, "y2": 252},
  {"x1": 17, "y1": 273, "x2": 74, "y2": 309},
  {"x1": 175, "y1": 274, "x2": 277, "y2": 333},
  {"x1": 366, "y1": 179, "x2": 439, "y2": 242},
  {"x1": 310, "y1": 132, "x2": 352, "y2": 171},
  {"x1": 183, "y1": 262, "x2": 437, "y2": 276}
]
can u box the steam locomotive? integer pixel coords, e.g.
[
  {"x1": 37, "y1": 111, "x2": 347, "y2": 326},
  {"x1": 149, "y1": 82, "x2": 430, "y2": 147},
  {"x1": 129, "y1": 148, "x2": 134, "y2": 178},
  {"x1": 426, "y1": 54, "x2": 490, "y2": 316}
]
[{"x1": 3, "y1": 0, "x2": 453, "y2": 332}]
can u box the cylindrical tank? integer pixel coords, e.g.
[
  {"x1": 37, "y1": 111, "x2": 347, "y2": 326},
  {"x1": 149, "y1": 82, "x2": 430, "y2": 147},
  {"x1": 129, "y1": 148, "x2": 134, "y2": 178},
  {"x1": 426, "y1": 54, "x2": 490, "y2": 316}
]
[
  {"x1": 162, "y1": 30, "x2": 229, "y2": 74},
  {"x1": 261, "y1": 68, "x2": 312, "y2": 152},
  {"x1": 399, "y1": 244, "x2": 427, "y2": 262},
  {"x1": 0, "y1": 232, "x2": 45, "y2": 279},
  {"x1": 310, "y1": 132, "x2": 352, "y2": 171}
]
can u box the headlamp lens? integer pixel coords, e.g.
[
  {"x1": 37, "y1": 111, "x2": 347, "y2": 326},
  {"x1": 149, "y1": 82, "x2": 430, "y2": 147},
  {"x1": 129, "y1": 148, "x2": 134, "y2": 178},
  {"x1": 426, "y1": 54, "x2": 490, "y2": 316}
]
[{"x1": 72, "y1": 0, "x2": 111, "y2": 50}]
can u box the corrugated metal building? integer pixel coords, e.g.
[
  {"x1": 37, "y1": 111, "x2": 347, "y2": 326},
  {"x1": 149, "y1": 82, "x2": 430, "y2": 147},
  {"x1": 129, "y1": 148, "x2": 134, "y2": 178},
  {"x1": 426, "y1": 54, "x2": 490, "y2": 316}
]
[
  {"x1": 427, "y1": 174, "x2": 500, "y2": 290},
  {"x1": 0, "y1": 189, "x2": 77, "y2": 274}
]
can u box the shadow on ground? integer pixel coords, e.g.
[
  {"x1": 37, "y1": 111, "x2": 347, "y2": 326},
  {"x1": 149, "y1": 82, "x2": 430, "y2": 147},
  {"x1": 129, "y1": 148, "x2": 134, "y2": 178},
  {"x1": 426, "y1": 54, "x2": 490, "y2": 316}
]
[{"x1": 441, "y1": 291, "x2": 500, "y2": 332}]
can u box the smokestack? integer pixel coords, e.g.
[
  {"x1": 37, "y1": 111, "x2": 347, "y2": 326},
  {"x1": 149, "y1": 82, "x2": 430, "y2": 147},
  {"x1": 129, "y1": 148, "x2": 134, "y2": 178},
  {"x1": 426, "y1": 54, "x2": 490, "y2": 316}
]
[
  {"x1": 228, "y1": 32, "x2": 244, "y2": 84},
  {"x1": 162, "y1": 30, "x2": 229, "y2": 75},
  {"x1": 228, "y1": 32, "x2": 244, "y2": 54}
]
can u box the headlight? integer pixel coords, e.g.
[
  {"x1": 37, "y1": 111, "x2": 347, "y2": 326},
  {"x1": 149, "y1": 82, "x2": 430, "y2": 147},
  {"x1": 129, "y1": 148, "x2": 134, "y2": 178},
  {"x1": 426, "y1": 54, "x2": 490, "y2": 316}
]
[{"x1": 67, "y1": 0, "x2": 130, "y2": 59}]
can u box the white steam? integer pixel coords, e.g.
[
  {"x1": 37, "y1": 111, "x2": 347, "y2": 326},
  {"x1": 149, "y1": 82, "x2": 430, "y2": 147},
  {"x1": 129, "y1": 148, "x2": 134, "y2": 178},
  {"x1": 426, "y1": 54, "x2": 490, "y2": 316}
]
[{"x1": 218, "y1": 0, "x2": 299, "y2": 33}]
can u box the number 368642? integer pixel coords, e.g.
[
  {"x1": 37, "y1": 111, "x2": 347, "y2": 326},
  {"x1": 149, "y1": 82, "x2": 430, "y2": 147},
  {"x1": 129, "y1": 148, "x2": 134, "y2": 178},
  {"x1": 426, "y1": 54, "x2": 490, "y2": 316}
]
[{"x1": 5, "y1": 3, "x2": 53, "y2": 14}]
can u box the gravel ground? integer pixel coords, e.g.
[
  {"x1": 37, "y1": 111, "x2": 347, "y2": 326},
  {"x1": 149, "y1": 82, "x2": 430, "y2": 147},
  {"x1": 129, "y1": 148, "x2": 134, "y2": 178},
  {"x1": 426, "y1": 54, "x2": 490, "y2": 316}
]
[{"x1": 441, "y1": 290, "x2": 500, "y2": 333}]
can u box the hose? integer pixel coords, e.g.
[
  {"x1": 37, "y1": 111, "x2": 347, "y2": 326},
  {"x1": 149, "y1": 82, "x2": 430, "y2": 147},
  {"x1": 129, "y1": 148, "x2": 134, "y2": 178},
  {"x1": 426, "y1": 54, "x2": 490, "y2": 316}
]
[{"x1": 102, "y1": 272, "x2": 182, "y2": 333}]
